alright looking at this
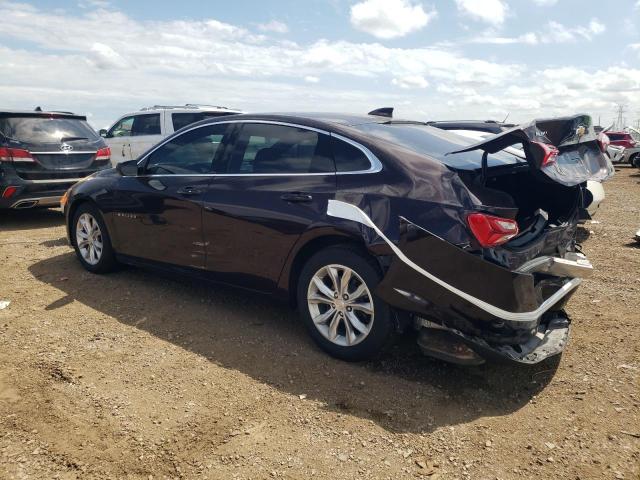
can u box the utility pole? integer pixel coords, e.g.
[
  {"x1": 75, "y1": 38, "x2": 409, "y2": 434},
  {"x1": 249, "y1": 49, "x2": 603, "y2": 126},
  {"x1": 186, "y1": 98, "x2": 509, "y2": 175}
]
[{"x1": 614, "y1": 103, "x2": 627, "y2": 130}]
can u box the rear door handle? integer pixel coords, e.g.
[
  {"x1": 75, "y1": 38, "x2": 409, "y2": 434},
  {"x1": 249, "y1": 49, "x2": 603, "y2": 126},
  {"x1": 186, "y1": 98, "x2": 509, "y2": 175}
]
[
  {"x1": 177, "y1": 186, "x2": 204, "y2": 196},
  {"x1": 280, "y1": 192, "x2": 313, "y2": 203}
]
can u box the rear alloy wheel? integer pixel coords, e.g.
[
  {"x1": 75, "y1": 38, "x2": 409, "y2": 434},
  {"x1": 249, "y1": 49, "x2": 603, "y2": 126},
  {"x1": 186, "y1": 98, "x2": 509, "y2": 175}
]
[
  {"x1": 308, "y1": 264, "x2": 374, "y2": 347},
  {"x1": 72, "y1": 203, "x2": 117, "y2": 273},
  {"x1": 298, "y1": 246, "x2": 395, "y2": 361}
]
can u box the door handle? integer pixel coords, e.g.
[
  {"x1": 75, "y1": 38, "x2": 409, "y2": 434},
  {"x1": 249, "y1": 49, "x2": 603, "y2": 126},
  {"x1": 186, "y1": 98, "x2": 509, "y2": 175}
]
[
  {"x1": 280, "y1": 192, "x2": 313, "y2": 203},
  {"x1": 177, "y1": 186, "x2": 204, "y2": 195}
]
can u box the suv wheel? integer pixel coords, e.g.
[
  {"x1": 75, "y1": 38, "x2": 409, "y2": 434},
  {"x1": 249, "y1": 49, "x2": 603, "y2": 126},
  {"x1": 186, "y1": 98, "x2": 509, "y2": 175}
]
[
  {"x1": 72, "y1": 203, "x2": 117, "y2": 273},
  {"x1": 297, "y1": 246, "x2": 395, "y2": 361}
]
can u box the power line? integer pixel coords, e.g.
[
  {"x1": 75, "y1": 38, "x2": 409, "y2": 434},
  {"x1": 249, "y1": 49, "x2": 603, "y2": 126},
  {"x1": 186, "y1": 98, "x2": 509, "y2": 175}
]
[{"x1": 614, "y1": 103, "x2": 627, "y2": 130}]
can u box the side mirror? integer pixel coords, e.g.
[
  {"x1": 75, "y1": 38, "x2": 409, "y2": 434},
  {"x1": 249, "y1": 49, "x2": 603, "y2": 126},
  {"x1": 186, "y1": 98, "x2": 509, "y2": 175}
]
[
  {"x1": 116, "y1": 159, "x2": 139, "y2": 176},
  {"x1": 99, "y1": 129, "x2": 108, "y2": 137}
]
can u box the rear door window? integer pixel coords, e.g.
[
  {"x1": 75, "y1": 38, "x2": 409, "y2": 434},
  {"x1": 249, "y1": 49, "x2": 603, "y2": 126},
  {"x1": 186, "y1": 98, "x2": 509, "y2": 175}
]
[
  {"x1": 227, "y1": 123, "x2": 334, "y2": 174},
  {"x1": 331, "y1": 137, "x2": 371, "y2": 172},
  {"x1": 131, "y1": 114, "x2": 161, "y2": 136},
  {"x1": 0, "y1": 116, "x2": 99, "y2": 144}
]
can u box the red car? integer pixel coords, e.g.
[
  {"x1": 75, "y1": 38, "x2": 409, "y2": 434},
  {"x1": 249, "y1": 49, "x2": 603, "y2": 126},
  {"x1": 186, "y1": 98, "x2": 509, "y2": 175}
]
[{"x1": 606, "y1": 131, "x2": 636, "y2": 149}]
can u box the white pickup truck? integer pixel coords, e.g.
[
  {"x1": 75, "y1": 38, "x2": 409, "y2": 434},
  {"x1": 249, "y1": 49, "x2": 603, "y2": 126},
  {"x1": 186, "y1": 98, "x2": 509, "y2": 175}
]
[{"x1": 100, "y1": 104, "x2": 242, "y2": 164}]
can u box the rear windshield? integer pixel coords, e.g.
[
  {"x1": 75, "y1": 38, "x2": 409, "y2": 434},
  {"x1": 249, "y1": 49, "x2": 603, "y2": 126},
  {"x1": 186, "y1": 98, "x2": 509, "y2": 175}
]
[
  {"x1": 350, "y1": 122, "x2": 524, "y2": 169},
  {"x1": 0, "y1": 116, "x2": 99, "y2": 144}
]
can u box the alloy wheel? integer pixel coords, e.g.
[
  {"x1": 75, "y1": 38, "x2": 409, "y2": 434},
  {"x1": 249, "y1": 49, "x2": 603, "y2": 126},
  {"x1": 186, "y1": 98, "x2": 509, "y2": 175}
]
[
  {"x1": 307, "y1": 264, "x2": 375, "y2": 347},
  {"x1": 76, "y1": 212, "x2": 103, "y2": 265}
]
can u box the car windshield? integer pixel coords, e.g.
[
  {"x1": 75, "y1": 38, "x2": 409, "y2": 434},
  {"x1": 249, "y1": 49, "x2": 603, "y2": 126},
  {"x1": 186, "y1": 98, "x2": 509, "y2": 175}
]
[
  {"x1": 0, "y1": 116, "x2": 99, "y2": 144},
  {"x1": 350, "y1": 122, "x2": 525, "y2": 169}
]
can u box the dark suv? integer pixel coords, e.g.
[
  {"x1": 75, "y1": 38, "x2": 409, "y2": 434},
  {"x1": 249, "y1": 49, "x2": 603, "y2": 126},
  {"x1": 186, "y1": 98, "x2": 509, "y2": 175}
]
[{"x1": 0, "y1": 110, "x2": 111, "y2": 209}]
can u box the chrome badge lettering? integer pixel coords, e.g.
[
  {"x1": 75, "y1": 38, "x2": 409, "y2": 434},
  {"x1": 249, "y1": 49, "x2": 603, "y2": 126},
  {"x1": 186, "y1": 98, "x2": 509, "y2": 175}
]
[{"x1": 115, "y1": 212, "x2": 138, "y2": 219}]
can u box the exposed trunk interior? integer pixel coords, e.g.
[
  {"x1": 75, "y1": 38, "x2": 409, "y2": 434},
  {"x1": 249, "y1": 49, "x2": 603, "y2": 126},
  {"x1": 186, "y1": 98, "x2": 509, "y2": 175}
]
[
  {"x1": 460, "y1": 165, "x2": 581, "y2": 227},
  {"x1": 458, "y1": 165, "x2": 581, "y2": 267}
]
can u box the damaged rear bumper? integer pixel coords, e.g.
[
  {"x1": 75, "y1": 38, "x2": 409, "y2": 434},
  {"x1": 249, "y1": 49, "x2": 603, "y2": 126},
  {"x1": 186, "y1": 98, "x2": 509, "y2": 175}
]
[
  {"x1": 416, "y1": 313, "x2": 570, "y2": 364},
  {"x1": 375, "y1": 219, "x2": 586, "y2": 333},
  {"x1": 326, "y1": 200, "x2": 587, "y2": 364},
  {"x1": 372, "y1": 219, "x2": 589, "y2": 362}
]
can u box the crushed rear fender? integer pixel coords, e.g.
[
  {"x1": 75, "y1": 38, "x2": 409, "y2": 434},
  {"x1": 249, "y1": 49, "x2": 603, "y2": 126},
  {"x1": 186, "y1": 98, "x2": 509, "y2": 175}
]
[{"x1": 327, "y1": 200, "x2": 581, "y2": 343}]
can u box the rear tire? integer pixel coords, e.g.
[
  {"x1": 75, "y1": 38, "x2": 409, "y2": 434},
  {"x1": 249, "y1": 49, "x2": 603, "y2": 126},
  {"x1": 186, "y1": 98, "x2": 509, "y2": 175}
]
[
  {"x1": 72, "y1": 203, "x2": 117, "y2": 274},
  {"x1": 297, "y1": 246, "x2": 395, "y2": 361}
]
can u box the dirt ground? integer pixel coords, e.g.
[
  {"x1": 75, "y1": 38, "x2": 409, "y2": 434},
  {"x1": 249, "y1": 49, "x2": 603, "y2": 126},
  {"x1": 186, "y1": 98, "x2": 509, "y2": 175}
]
[{"x1": 0, "y1": 168, "x2": 638, "y2": 480}]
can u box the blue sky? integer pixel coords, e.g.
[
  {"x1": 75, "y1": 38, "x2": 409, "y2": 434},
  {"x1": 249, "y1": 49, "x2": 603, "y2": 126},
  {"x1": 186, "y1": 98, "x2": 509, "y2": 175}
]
[{"x1": 1, "y1": 0, "x2": 639, "y2": 128}]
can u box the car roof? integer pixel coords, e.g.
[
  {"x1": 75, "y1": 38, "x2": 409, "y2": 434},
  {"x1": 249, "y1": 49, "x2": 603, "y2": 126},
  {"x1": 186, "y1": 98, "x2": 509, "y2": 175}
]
[
  {"x1": 0, "y1": 109, "x2": 86, "y2": 120},
  {"x1": 203, "y1": 112, "x2": 407, "y2": 129},
  {"x1": 427, "y1": 120, "x2": 516, "y2": 134}
]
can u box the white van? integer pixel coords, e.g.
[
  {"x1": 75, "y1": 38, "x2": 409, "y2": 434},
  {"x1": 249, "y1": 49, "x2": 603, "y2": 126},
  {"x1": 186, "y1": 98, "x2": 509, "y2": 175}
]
[{"x1": 100, "y1": 104, "x2": 242, "y2": 164}]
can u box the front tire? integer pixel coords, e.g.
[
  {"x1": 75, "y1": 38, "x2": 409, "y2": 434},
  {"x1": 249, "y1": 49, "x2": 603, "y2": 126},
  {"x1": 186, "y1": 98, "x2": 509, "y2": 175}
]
[
  {"x1": 297, "y1": 246, "x2": 395, "y2": 361},
  {"x1": 72, "y1": 203, "x2": 117, "y2": 273}
]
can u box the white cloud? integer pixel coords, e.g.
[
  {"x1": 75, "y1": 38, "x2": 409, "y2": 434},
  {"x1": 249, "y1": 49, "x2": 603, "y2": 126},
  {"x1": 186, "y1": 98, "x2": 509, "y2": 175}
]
[
  {"x1": 472, "y1": 18, "x2": 606, "y2": 45},
  {"x1": 471, "y1": 32, "x2": 539, "y2": 45},
  {"x1": 304, "y1": 75, "x2": 320, "y2": 83},
  {"x1": 455, "y1": 0, "x2": 508, "y2": 25},
  {"x1": 89, "y1": 43, "x2": 127, "y2": 69},
  {"x1": 532, "y1": 0, "x2": 558, "y2": 5},
  {"x1": 392, "y1": 75, "x2": 429, "y2": 89},
  {"x1": 78, "y1": 0, "x2": 110, "y2": 8},
  {"x1": 257, "y1": 20, "x2": 289, "y2": 34},
  {"x1": 350, "y1": 0, "x2": 437, "y2": 39},
  {"x1": 588, "y1": 19, "x2": 606, "y2": 35},
  {"x1": 541, "y1": 18, "x2": 606, "y2": 43}
]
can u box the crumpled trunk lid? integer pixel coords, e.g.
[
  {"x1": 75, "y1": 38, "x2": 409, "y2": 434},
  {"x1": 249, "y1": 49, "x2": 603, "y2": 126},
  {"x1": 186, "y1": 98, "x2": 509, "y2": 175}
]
[{"x1": 449, "y1": 114, "x2": 614, "y2": 187}]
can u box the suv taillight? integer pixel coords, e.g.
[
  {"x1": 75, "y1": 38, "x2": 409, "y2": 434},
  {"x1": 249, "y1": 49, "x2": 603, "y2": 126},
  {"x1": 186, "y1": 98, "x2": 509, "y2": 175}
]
[
  {"x1": 95, "y1": 147, "x2": 111, "y2": 161},
  {"x1": 467, "y1": 213, "x2": 519, "y2": 248},
  {"x1": 597, "y1": 133, "x2": 610, "y2": 153},
  {"x1": 0, "y1": 147, "x2": 34, "y2": 163}
]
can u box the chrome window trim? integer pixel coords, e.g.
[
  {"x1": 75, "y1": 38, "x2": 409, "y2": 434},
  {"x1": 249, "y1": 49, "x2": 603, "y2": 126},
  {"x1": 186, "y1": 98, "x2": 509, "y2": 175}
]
[
  {"x1": 136, "y1": 173, "x2": 336, "y2": 178},
  {"x1": 136, "y1": 119, "x2": 383, "y2": 177}
]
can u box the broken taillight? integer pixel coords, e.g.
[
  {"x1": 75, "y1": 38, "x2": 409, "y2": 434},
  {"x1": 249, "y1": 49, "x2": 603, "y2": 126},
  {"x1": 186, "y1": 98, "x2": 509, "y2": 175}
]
[
  {"x1": 0, "y1": 147, "x2": 34, "y2": 163},
  {"x1": 467, "y1": 212, "x2": 519, "y2": 248},
  {"x1": 532, "y1": 141, "x2": 559, "y2": 167},
  {"x1": 597, "y1": 132, "x2": 610, "y2": 153}
]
